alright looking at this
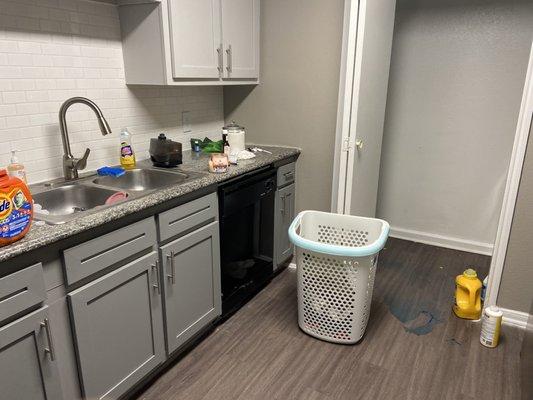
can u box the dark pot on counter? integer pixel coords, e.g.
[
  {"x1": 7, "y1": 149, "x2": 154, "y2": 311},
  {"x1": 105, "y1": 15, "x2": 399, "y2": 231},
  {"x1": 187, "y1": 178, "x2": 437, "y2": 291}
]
[{"x1": 149, "y1": 134, "x2": 183, "y2": 167}]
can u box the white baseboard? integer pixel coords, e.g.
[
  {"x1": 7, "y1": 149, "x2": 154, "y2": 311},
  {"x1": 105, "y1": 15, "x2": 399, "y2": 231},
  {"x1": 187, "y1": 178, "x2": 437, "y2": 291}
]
[
  {"x1": 389, "y1": 226, "x2": 494, "y2": 256},
  {"x1": 500, "y1": 307, "x2": 529, "y2": 329}
]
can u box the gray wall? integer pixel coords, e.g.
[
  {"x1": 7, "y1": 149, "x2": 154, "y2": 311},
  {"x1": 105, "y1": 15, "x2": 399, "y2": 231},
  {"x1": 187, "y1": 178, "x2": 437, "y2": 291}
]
[
  {"x1": 377, "y1": 0, "x2": 533, "y2": 247},
  {"x1": 498, "y1": 118, "x2": 533, "y2": 313},
  {"x1": 224, "y1": 0, "x2": 344, "y2": 212}
]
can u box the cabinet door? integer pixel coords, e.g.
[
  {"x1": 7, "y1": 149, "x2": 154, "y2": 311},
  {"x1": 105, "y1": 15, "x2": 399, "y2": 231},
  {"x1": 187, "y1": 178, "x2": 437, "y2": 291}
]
[
  {"x1": 0, "y1": 306, "x2": 63, "y2": 400},
  {"x1": 221, "y1": 0, "x2": 260, "y2": 79},
  {"x1": 160, "y1": 222, "x2": 221, "y2": 355},
  {"x1": 275, "y1": 183, "x2": 295, "y2": 268},
  {"x1": 68, "y1": 252, "x2": 164, "y2": 400},
  {"x1": 167, "y1": 0, "x2": 222, "y2": 79}
]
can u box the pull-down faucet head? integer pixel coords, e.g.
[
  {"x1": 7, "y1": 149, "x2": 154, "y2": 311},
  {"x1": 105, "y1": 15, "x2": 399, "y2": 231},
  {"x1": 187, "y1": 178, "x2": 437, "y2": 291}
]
[{"x1": 59, "y1": 97, "x2": 112, "y2": 180}]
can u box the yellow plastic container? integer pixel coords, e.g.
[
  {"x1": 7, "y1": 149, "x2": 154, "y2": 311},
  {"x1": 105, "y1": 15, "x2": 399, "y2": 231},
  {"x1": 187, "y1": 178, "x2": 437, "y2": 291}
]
[{"x1": 453, "y1": 268, "x2": 482, "y2": 320}]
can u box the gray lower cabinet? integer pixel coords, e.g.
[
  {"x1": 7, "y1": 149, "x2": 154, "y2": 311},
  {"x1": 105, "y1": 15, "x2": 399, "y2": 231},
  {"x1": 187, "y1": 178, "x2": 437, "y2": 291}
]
[
  {"x1": 0, "y1": 306, "x2": 63, "y2": 400},
  {"x1": 274, "y1": 183, "x2": 296, "y2": 269},
  {"x1": 68, "y1": 251, "x2": 165, "y2": 400},
  {"x1": 160, "y1": 221, "x2": 221, "y2": 354}
]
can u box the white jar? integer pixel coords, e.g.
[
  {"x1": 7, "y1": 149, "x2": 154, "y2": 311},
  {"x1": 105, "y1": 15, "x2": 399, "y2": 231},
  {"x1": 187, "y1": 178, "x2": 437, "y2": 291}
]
[{"x1": 225, "y1": 120, "x2": 246, "y2": 154}]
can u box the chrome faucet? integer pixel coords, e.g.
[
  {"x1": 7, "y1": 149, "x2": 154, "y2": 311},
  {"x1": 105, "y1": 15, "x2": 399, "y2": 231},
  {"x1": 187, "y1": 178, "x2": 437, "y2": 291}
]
[{"x1": 59, "y1": 97, "x2": 112, "y2": 180}]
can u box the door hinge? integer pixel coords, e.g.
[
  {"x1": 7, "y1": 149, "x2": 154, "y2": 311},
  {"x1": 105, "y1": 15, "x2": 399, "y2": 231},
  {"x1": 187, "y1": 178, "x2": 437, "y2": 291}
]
[{"x1": 342, "y1": 137, "x2": 356, "y2": 152}]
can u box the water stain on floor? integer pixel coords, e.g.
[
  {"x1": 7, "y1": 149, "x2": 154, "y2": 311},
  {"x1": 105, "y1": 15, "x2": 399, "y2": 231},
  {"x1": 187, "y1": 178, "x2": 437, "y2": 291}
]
[{"x1": 374, "y1": 238, "x2": 491, "y2": 336}]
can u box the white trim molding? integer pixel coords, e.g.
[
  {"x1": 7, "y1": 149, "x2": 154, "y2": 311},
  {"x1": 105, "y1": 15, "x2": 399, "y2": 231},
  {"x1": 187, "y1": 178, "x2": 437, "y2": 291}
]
[
  {"x1": 500, "y1": 307, "x2": 530, "y2": 329},
  {"x1": 485, "y1": 42, "x2": 533, "y2": 307},
  {"x1": 331, "y1": 0, "x2": 360, "y2": 213},
  {"x1": 389, "y1": 227, "x2": 493, "y2": 256}
]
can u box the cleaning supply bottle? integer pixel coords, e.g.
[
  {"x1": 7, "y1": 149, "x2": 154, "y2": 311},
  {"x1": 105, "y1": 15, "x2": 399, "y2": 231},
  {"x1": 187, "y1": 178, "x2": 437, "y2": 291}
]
[
  {"x1": 7, "y1": 150, "x2": 27, "y2": 183},
  {"x1": 481, "y1": 276, "x2": 488, "y2": 303},
  {"x1": 480, "y1": 306, "x2": 503, "y2": 348},
  {"x1": 119, "y1": 128, "x2": 136, "y2": 169},
  {"x1": 0, "y1": 169, "x2": 33, "y2": 246},
  {"x1": 453, "y1": 268, "x2": 482, "y2": 320}
]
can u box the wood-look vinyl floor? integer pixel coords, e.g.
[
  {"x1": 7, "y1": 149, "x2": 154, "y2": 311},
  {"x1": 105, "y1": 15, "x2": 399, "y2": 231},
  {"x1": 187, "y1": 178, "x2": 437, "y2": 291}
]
[{"x1": 136, "y1": 238, "x2": 524, "y2": 400}]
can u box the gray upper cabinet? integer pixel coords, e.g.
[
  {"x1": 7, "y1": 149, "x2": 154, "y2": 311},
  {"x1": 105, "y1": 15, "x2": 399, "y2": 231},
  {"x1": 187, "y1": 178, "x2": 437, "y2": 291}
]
[
  {"x1": 168, "y1": 0, "x2": 222, "y2": 79},
  {"x1": 0, "y1": 306, "x2": 63, "y2": 400},
  {"x1": 160, "y1": 222, "x2": 221, "y2": 354},
  {"x1": 274, "y1": 183, "x2": 295, "y2": 269},
  {"x1": 119, "y1": 0, "x2": 260, "y2": 85},
  {"x1": 68, "y1": 252, "x2": 165, "y2": 400},
  {"x1": 221, "y1": 0, "x2": 260, "y2": 79}
]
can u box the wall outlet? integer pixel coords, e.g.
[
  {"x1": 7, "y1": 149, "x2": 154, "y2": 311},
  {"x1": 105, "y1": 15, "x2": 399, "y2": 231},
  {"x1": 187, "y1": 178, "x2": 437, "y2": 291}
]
[{"x1": 182, "y1": 111, "x2": 192, "y2": 133}]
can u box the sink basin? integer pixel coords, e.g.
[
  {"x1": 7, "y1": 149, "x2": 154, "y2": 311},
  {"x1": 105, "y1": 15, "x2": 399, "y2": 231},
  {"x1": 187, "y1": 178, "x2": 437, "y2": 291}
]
[
  {"x1": 93, "y1": 168, "x2": 189, "y2": 191},
  {"x1": 33, "y1": 185, "x2": 123, "y2": 222}
]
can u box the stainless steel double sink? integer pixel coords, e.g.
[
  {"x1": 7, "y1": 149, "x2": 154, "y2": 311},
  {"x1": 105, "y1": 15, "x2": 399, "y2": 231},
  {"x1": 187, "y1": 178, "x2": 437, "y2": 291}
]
[{"x1": 31, "y1": 167, "x2": 205, "y2": 225}]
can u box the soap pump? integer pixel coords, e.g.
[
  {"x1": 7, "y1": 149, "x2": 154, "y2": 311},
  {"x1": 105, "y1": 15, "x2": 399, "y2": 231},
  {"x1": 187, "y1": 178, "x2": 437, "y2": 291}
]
[{"x1": 7, "y1": 149, "x2": 27, "y2": 183}]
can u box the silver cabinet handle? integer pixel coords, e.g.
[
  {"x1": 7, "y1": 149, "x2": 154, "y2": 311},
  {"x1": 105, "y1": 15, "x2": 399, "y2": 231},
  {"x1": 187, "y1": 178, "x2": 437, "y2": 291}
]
[
  {"x1": 226, "y1": 44, "x2": 232, "y2": 74},
  {"x1": 283, "y1": 171, "x2": 294, "y2": 180},
  {"x1": 280, "y1": 194, "x2": 286, "y2": 215},
  {"x1": 217, "y1": 44, "x2": 223, "y2": 73},
  {"x1": 166, "y1": 251, "x2": 176, "y2": 284},
  {"x1": 40, "y1": 318, "x2": 56, "y2": 361},
  {"x1": 151, "y1": 260, "x2": 160, "y2": 294}
]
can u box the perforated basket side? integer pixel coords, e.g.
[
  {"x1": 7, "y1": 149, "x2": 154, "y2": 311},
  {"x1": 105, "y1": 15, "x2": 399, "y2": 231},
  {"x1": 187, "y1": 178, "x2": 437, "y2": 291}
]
[
  {"x1": 296, "y1": 249, "x2": 374, "y2": 344},
  {"x1": 317, "y1": 224, "x2": 370, "y2": 247}
]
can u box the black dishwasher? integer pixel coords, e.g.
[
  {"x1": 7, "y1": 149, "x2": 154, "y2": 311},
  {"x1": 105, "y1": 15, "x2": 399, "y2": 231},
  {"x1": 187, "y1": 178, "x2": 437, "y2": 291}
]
[{"x1": 218, "y1": 167, "x2": 276, "y2": 317}]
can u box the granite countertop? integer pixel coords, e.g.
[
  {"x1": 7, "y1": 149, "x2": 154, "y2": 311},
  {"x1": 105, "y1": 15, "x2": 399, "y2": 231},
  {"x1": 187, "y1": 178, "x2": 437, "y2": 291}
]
[{"x1": 0, "y1": 145, "x2": 300, "y2": 263}]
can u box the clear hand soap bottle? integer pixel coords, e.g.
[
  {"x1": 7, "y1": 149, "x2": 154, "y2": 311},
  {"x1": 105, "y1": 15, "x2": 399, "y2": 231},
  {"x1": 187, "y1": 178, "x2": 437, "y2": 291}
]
[{"x1": 7, "y1": 149, "x2": 27, "y2": 183}]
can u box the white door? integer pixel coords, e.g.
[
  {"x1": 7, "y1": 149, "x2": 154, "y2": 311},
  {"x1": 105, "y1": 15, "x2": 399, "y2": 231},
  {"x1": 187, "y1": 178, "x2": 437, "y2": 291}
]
[
  {"x1": 332, "y1": 0, "x2": 396, "y2": 217},
  {"x1": 221, "y1": 0, "x2": 260, "y2": 79},
  {"x1": 167, "y1": 0, "x2": 222, "y2": 79}
]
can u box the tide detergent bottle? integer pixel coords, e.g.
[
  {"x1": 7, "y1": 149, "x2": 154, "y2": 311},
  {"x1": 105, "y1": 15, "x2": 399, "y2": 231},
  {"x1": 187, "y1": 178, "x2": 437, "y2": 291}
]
[
  {"x1": 0, "y1": 169, "x2": 33, "y2": 246},
  {"x1": 453, "y1": 268, "x2": 482, "y2": 320}
]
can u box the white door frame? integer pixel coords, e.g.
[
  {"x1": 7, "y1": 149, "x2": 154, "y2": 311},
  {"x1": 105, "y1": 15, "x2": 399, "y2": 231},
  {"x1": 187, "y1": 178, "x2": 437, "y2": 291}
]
[
  {"x1": 331, "y1": 0, "x2": 533, "y2": 307},
  {"x1": 485, "y1": 42, "x2": 533, "y2": 306},
  {"x1": 331, "y1": 0, "x2": 360, "y2": 214}
]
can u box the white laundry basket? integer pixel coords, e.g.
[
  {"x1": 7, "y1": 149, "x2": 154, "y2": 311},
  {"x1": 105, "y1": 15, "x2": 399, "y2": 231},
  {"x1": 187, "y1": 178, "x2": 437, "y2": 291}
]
[{"x1": 288, "y1": 211, "x2": 390, "y2": 344}]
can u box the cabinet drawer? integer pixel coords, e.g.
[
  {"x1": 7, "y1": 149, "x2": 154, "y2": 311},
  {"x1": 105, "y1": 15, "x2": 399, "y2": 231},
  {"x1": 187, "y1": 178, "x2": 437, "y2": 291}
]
[
  {"x1": 158, "y1": 193, "x2": 218, "y2": 242},
  {"x1": 277, "y1": 162, "x2": 295, "y2": 188},
  {"x1": 0, "y1": 263, "x2": 45, "y2": 323},
  {"x1": 63, "y1": 217, "x2": 157, "y2": 286}
]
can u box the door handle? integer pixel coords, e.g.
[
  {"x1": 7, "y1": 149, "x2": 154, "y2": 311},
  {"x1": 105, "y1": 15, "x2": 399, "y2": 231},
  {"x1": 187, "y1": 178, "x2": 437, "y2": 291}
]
[
  {"x1": 355, "y1": 139, "x2": 364, "y2": 150},
  {"x1": 40, "y1": 318, "x2": 56, "y2": 361},
  {"x1": 280, "y1": 195, "x2": 286, "y2": 215},
  {"x1": 166, "y1": 251, "x2": 176, "y2": 284},
  {"x1": 226, "y1": 44, "x2": 232, "y2": 74},
  {"x1": 151, "y1": 260, "x2": 161, "y2": 294},
  {"x1": 217, "y1": 44, "x2": 223, "y2": 74}
]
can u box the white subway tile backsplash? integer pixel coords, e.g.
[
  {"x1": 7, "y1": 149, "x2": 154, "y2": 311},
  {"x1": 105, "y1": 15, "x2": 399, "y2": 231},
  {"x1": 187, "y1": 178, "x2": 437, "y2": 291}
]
[
  {"x1": 12, "y1": 79, "x2": 36, "y2": 90},
  {"x1": 18, "y1": 41, "x2": 42, "y2": 54},
  {"x1": 0, "y1": 0, "x2": 224, "y2": 184},
  {"x1": 5, "y1": 115, "x2": 30, "y2": 128},
  {"x1": 3, "y1": 91, "x2": 27, "y2": 103}
]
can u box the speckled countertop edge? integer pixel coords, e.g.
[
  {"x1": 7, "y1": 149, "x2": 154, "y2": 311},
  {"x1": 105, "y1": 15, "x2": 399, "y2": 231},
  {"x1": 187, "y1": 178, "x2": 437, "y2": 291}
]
[{"x1": 0, "y1": 145, "x2": 300, "y2": 263}]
